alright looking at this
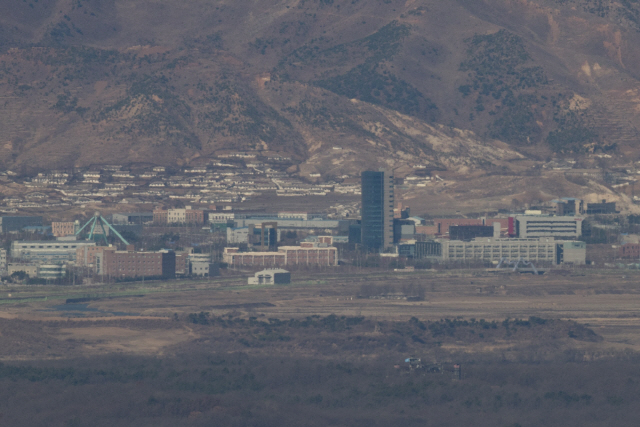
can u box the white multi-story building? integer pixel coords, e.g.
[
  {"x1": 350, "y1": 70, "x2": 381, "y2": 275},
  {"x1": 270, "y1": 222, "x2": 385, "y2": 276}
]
[
  {"x1": 514, "y1": 215, "x2": 583, "y2": 239},
  {"x1": 428, "y1": 237, "x2": 586, "y2": 265},
  {"x1": 11, "y1": 239, "x2": 96, "y2": 263}
]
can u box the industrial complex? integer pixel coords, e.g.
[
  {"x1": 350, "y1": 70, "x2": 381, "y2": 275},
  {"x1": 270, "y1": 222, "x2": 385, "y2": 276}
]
[{"x1": 0, "y1": 165, "x2": 634, "y2": 284}]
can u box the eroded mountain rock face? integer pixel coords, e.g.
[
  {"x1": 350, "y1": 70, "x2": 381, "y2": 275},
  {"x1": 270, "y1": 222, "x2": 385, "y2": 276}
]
[{"x1": 0, "y1": 0, "x2": 639, "y2": 178}]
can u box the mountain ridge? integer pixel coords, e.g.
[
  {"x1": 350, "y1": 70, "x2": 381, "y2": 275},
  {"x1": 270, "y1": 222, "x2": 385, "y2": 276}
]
[{"x1": 0, "y1": 0, "x2": 639, "y2": 179}]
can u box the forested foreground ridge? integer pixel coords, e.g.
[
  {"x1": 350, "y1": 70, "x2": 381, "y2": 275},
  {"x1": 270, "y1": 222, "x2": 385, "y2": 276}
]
[{"x1": 0, "y1": 314, "x2": 636, "y2": 427}]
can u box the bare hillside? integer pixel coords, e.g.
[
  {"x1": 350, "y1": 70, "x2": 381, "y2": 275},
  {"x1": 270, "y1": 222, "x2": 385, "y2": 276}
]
[{"x1": 1, "y1": 0, "x2": 640, "y2": 179}]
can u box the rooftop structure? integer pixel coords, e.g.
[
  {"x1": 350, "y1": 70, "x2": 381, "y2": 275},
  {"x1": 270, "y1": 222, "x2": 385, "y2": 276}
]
[{"x1": 75, "y1": 212, "x2": 130, "y2": 246}]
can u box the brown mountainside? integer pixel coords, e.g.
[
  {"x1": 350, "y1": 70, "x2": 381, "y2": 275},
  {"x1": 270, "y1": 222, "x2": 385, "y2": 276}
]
[{"x1": 1, "y1": 0, "x2": 640, "y2": 179}]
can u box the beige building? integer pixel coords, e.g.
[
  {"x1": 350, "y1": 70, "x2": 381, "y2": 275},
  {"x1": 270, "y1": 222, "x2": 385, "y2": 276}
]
[
  {"x1": 8, "y1": 263, "x2": 38, "y2": 277},
  {"x1": 76, "y1": 245, "x2": 116, "y2": 268},
  {"x1": 154, "y1": 206, "x2": 204, "y2": 224},
  {"x1": 52, "y1": 221, "x2": 76, "y2": 237},
  {"x1": 223, "y1": 242, "x2": 338, "y2": 267}
]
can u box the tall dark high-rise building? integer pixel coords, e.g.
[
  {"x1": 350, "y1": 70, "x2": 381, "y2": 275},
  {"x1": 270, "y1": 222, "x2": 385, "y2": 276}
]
[{"x1": 361, "y1": 170, "x2": 394, "y2": 251}]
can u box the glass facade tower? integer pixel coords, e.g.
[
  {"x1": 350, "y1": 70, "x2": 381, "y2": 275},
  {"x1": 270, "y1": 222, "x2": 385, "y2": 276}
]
[{"x1": 361, "y1": 170, "x2": 394, "y2": 251}]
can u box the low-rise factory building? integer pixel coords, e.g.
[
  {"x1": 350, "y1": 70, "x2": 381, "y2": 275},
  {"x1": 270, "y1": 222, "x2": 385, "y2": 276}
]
[
  {"x1": 223, "y1": 242, "x2": 338, "y2": 267},
  {"x1": 11, "y1": 239, "x2": 96, "y2": 263},
  {"x1": 415, "y1": 237, "x2": 586, "y2": 265},
  {"x1": 248, "y1": 269, "x2": 291, "y2": 285}
]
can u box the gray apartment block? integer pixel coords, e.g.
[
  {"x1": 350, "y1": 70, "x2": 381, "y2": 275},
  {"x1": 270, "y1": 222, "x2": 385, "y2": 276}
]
[{"x1": 515, "y1": 215, "x2": 583, "y2": 239}]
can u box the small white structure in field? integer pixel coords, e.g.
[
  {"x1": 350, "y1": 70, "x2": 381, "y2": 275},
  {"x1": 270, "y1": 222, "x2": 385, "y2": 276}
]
[{"x1": 248, "y1": 268, "x2": 290, "y2": 285}]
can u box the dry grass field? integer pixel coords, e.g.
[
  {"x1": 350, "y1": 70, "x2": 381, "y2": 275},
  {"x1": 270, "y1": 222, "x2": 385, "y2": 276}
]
[
  {"x1": 0, "y1": 268, "x2": 638, "y2": 359},
  {"x1": 1, "y1": 269, "x2": 640, "y2": 426}
]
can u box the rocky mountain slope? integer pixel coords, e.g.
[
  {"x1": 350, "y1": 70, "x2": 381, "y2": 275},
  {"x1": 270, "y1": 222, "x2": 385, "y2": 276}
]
[{"x1": 1, "y1": 0, "x2": 640, "y2": 181}]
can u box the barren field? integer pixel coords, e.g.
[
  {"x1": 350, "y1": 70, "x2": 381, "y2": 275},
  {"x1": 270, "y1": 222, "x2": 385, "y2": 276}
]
[
  {"x1": 1, "y1": 269, "x2": 640, "y2": 426},
  {"x1": 0, "y1": 269, "x2": 638, "y2": 359}
]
